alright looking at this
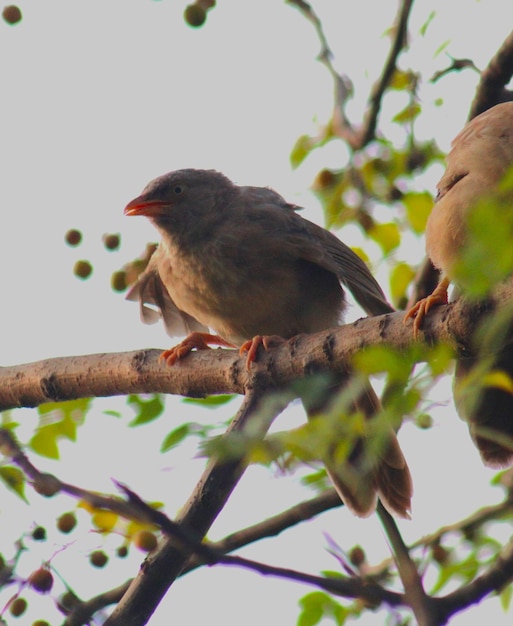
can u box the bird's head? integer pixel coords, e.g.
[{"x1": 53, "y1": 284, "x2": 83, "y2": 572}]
[{"x1": 124, "y1": 169, "x2": 236, "y2": 230}]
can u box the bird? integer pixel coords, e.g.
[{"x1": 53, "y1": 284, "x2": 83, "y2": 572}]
[
  {"x1": 405, "y1": 102, "x2": 513, "y2": 467},
  {"x1": 124, "y1": 168, "x2": 412, "y2": 518}
]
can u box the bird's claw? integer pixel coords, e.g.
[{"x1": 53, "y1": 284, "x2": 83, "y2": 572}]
[
  {"x1": 239, "y1": 335, "x2": 285, "y2": 370},
  {"x1": 403, "y1": 279, "x2": 449, "y2": 339},
  {"x1": 160, "y1": 332, "x2": 236, "y2": 366}
]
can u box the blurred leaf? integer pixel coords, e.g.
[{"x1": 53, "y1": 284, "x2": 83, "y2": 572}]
[
  {"x1": 368, "y1": 222, "x2": 400, "y2": 254},
  {"x1": 500, "y1": 582, "x2": 513, "y2": 611},
  {"x1": 161, "y1": 423, "x2": 192, "y2": 452},
  {"x1": 0, "y1": 466, "x2": 27, "y2": 502},
  {"x1": 298, "y1": 591, "x2": 347, "y2": 626},
  {"x1": 390, "y1": 69, "x2": 416, "y2": 91},
  {"x1": 392, "y1": 102, "x2": 421, "y2": 125},
  {"x1": 30, "y1": 428, "x2": 61, "y2": 459},
  {"x1": 390, "y1": 262, "x2": 416, "y2": 306},
  {"x1": 419, "y1": 10, "x2": 436, "y2": 36},
  {"x1": 402, "y1": 191, "x2": 433, "y2": 234},
  {"x1": 290, "y1": 134, "x2": 316, "y2": 169},
  {"x1": 453, "y1": 187, "x2": 513, "y2": 297},
  {"x1": 128, "y1": 394, "x2": 165, "y2": 426},
  {"x1": 434, "y1": 39, "x2": 451, "y2": 57}
]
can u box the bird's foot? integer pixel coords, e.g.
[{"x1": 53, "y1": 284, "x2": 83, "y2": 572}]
[
  {"x1": 239, "y1": 335, "x2": 285, "y2": 370},
  {"x1": 160, "y1": 332, "x2": 236, "y2": 366},
  {"x1": 403, "y1": 278, "x2": 450, "y2": 338}
]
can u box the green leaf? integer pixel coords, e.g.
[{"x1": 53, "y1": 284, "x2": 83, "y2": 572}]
[
  {"x1": 419, "y1": 10, "x2": 436, "y2": 36},
  {"x1": 402, "y1": 191, "x2": 433, "y2": 234},
  {"x1": 290, "y1": 134, "x2": 315, "y2": 169},
  {"x1": 30, "y1": 427, "x2": 61, "y2": 459},
  {"x1": 161, "y1": 423, "x2": 192, "y2": 452},
  {"x1": 368, "y1": 222, "x2": 400, "y2": 254},
  {"x1": 390, "y1": 262, "x2": 416, "y2": 306},
  {"x1": 500, "y1": 582, "x2": 513, "y2": 611},
  {"x1": 0, "y1": 466, "x2": 27, "y2": 502},
  {"x1": 127, "y1": 394, "x2": 165, "y2": 426},
  {"x1": 298, "y1": 592, "x2": 347, "y2": 626},
  {"x1": 392, "y1": 102, "x2": 421, "y2": 125}
]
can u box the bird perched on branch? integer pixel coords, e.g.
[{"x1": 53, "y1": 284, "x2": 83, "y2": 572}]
[
  {"x1": 405, "y1": 101, "x2": 513, "y2": 467},
  {"x1": 124, "y1": 168, "x2": 412, "y2": 518}
]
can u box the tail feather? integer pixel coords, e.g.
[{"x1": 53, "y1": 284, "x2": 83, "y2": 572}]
[
  {"x1": 308, "y1": 380, "x2": 413, "y2": 518},
  {"x1": 455, "y1": 350, "x2": 513, "y2": 467}
]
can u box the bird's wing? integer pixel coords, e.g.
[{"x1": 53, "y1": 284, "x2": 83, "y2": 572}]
[
  {"x1": 126, "y1": 248, "x2": 208, "y2": 337},
  {"x1": 239, "y1": 188, "x2": 393, "y2": 317}
]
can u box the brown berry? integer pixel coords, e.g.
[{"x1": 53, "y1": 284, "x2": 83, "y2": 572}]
[
  {"x1": 65, "y1": 229, "x2": 82, "y2": 246},
  {"x1": 117, "y1": 545, "x2": 128, "y2": 558},
  {"x1": 29, "y1": 567, "x2": 54, "y2": 594},
  {"x1": 32, "y1": 526, "x2": 47, "y2": 541},
  {"x1": 90, "y1": 550, "x2": 108, "y2": 568},
  {"x1": 73, "y1": 259, "x2": 92, "y2": 280},
  {"x1": 184, "y1": 4, "x2": 206, "y2": 27},
  {"x1": 111, "y1": 270, "x2": 127, "y2": 292},
  {"x1": 133, "y1": 530, "x2": 158, "y2": 553},
  {"x1": 349, "y1": 545, "x2": 366, "y2": 567},
  {"x1": 102, "y1": 233, "x2": 120, "y2": 250},
  {"x1": 2, "y1": 5, "x2": 22, "y2": 25},
  {"x1": 9, "y1": 597, "x2": 27, "y2": 617},
  {"x1": 32, "y1": 621, "x2": 51, "y2": 626},
  {"x1": 57, "y1": 512, "x2": 77, "y2": 534}
]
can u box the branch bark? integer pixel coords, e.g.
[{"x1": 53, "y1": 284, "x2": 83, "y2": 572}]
[{"x1": 3, "y1": 284, "x2": 513, "y2": 412}]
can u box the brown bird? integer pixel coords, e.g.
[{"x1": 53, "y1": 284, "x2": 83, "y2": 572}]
[
  {"x1": 405, "y1": 102, "x2": 513, "y2": 466},
  {"x1": 124, "y1": 169, "x2": 412, "y2": 517}
]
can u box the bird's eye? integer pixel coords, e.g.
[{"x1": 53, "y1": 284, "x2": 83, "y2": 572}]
[{"x1": 173, "y1": 185, "x2": 184, "y2": 195}]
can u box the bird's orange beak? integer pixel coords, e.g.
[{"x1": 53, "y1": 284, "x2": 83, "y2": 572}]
[{"x1": 124, "y1": 197, "x2": 168, "y2": 217}]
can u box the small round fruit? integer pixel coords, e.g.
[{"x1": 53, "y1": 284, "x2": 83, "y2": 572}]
[
  {"x1": 32, "y1": 621, "x2": 51, "y2": 626},
  {"x1": 9, "y1": 597, "x2": 27, "y2": 617},
  {"x1": 133, "y1": 530, "x2": 158, "y2": 553},
  {"x1": 73, "y1": 260, "x2": 92, "y2": 280},
  {"x1": 111, "y1": 270, "x2": 127, "y2": 292},
  {"x1": 32, "y1": 526, "x2": 47, "y2": 541},
  {"x1": 90, "y1": 550, "x2": 108, "y2": 568},
  {"x1": 349, "y1": 545, "x2": 366, "y2": 567},
  {"x1": 315, "y1": 168, "x2": 336, "y2": 189},
  {"x1": 184, "y1": 4, "x2": 206, "y2": 27},
  {"x1": 57, "y1": 512, "x2": 77, "y2": 534},
  {"x1": 117, "y1": 545, "x2": 128, "y2": 558},
  {"x1": 102, "y1": 233, "x2": 120, "y2": 250},
  {"x1": 29, "y1": 567, "x2": 54, "y2": 593},
  {"x1": 65, "y1": 229, "x2": 82, "y2": 246},
  {"x1": 2, "y1": 5, "x2": 22, "y2": 25}
]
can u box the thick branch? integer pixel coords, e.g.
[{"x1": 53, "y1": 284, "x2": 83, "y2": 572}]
[{"x1": 3, "y1": 284, "x2": 513, "y2": 412}]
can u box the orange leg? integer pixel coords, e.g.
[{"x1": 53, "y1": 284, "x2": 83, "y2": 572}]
[
  {"x1": 403, "y1": 277, "x2": 450, "y2": 338},
  {"x1": 160, "y1": 332, "x2": 236, "y2": 366},
  {"x1": 239, "y1": 335, "x2": 285, "y2": 370}
]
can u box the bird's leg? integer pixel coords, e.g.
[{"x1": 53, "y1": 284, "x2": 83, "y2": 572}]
[
  {"x1": 160, "y1": 332, "x2": 237, "y2": 366},
  {"x1": 239, "y1": 335, "x2": 285, "y2": 370},
  {"x1": 403, "y1": 276, "x2": 450, "y2": 338}
]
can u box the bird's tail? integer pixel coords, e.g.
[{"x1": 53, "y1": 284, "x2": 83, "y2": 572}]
[
  {"x1": 307, "y1": 380, "x2": 413, "y2": 518},
  {"x1": 455, "y1": 349, "x2": 513, "y2": 468}
]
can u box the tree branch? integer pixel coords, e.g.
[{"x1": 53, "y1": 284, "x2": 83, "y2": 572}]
[{"x1": 3, "y1": 284, "x2": 513, "y2": 412}]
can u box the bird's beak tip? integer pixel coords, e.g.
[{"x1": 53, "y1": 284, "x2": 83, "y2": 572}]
[{"x1": 124, "y1": 198, "x2": 165, "y2": 217}]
